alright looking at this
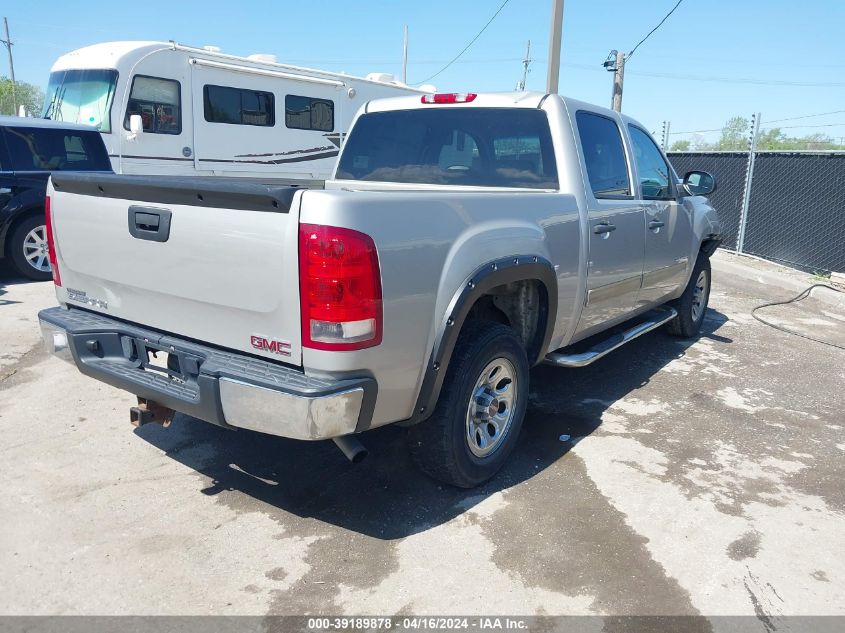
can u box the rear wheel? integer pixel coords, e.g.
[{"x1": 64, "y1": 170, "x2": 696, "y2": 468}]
[
  {"x1": 667, "y1": 254, "x2": 711, "y2": 338},
  {"x1": 408, "y1": 321, "x2": 529, "y2": 488},
  {"x1": 8, "y1": 215, "x2": 52, "y2": 281}
]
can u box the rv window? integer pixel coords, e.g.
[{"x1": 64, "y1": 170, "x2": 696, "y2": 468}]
[
  {"x1": 123, "y1": 76, "x2": 181, "y2": 135},
  {"x1": 203, "y1": 85, "x2": 275, "y2": 127},
  {"x1": 285, "y1": 95, "x2": 334, "y2": 132}
]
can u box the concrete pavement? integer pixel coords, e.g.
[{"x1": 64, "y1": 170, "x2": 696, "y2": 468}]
[{"x1": 0, "y1": 257, "x2": 843, "y2": 626}]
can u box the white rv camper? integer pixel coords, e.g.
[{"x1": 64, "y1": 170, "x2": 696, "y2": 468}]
[{"x1": 42, "y1": 41, "x2": 428, "y2": 180}]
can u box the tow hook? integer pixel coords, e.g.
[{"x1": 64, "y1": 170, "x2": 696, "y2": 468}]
[{"x1": 130, "y1": 397, "x2": 175, "y2": 428}]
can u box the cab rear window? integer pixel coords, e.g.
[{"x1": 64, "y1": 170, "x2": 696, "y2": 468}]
[{"x1": 336, "y1": 108, "x2": 558, "y2": 189}]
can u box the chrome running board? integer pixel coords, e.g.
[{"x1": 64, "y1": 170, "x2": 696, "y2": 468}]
[{"x1": 544, "y1": 306, "x2": 678, "y2": 368}]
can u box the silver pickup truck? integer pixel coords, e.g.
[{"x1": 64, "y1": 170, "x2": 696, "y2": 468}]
[{"x1": 39, "y1": 91, "x2": 720, "y2": 488}]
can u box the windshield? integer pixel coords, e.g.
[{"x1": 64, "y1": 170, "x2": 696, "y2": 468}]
[
  {"x1": 42, "y1": 69, "x2": 118, "y2": 133},
  {"x1": 336, "y1": 108, "x2": 558, "y2": 189}
]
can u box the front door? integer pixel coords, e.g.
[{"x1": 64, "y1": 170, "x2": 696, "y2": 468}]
[
  {"x1": 627, "y1": 125, "x2": 693, "y2": 306},
  {"x1": 572, "y1": 110, "x2": 645, "y2": 335}
]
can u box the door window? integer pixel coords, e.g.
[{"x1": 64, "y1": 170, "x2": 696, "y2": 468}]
[
  {"x1": 124, "y1": 76, "x2": 181, "y2": 135},
  {"x1": 575, "y1": 111, "x2": 631, "y2": 198},
  {"x1": 628, "y1": 125, "x2": 673, "y2": 200}
]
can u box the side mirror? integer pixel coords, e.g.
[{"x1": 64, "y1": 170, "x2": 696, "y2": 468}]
[
  {"x1": 129, "y1": 114, "x2": 144, "y2": 136},
  {"x1": 682, "y1": 170, "x2": 716, "y2": 196}
]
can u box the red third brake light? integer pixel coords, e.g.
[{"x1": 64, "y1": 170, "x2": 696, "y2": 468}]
[
  {"x1": 421, "y1": 93, "x2": 478, "y2": 104},
  {"x1": 44, "y1": 195, "x2": 61, "y2": 287},
  {"x1": 299, "y1": 223, "x2": 382, "y2": 351}
]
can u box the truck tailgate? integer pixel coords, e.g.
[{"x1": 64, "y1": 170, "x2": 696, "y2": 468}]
[{"x1": 48, "y1": 174, "x2": 306, "y2": 365}]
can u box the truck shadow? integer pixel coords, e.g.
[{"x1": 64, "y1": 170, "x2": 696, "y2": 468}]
[
  {"x1": 136, "y1": 308, "x2": 729, "y2": 540},
  {"x1": 0, "y1": 262, "x2": 32, "y2": 305}
]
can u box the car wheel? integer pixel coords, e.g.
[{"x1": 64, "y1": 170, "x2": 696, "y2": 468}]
[
  {"x1": 667, "y1": 254, "x2": 711, "y2": 338},
  {"x1": 8, "y1": 215, "x2": 53, "y2": 282},
  {"x1": 408, "y1": 321, "x2": 529, "y2": 488}
]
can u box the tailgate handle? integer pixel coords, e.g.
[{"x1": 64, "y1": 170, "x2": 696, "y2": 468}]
[{"x1": 128, "y1": 206, "x2": 172, "y2": 242}]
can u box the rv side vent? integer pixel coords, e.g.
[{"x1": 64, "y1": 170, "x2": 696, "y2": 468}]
[
  {"x1": 248, "y1": 54, "x2": 278, "y2": 64},
  {"x1": 366, "y1": 72, "x2": 397, "y2": 84}
]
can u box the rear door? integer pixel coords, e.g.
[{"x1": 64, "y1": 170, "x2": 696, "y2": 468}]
[
  {"x1": 627, "y1": 124, "x2": 693, "y2": 305},
  {"x1": 572, "y1": 110, "x2": 645, "y2": 335}
]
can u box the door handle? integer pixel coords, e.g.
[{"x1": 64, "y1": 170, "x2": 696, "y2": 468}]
[
  {"x1": 128, "y1": 206, "x2": 172, "y2": 242},
  {"x1": 648, "y1": 220, "x2": 665, "y2": 230},
  {"x1": 593, "y1": 222, "x2": 617, "y2": 235}
]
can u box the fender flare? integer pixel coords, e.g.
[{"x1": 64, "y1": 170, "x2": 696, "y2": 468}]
[{"x1": 409, "y1": 254, "x2": 557, "y2": 425}]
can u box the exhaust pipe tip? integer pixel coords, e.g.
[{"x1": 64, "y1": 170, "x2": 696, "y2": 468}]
[{"x1": 333, "y1": 435, "x2": 368, "y2": 464}]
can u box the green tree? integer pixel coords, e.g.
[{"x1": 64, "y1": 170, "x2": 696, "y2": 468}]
[
  {"x1": 756, "y1": 127, "x2": 839, "y2": 151},
  {"x1": 756, "y1": 127, "x2": 787, "y2": 149},
  {"x1": 670, "y1": 139, "x2": 691, "y2": 151},
  {"x1": 0, "y1": 76, "x2": 45, "y2": 116},
  {"x1": 718, "y1": 116, "x2": 749, "y2": 150}
]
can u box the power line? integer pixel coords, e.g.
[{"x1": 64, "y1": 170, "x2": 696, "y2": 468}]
[
  {"x1": 623, "y1": 68, "x2": 845, "y2": 87},
  {"x1": 670, "y1": 121, "x2": 845, "y2": 136},
  {"x1": 415, "y1": 0, "x2": 511, "y2": 84},
  {"x1": 764, "y1": 110, "x2": 845, "y2": 124},
  {"x1": 669, "y1": 126, "x2": 724, "y2": 135},
  {"x1": 775, "y1": 122, "x2": 845, "y2": 130},
  {"x1": 627, "y1": 0, "x2": 685, "y2": 59}
]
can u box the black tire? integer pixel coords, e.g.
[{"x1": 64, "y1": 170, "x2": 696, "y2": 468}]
[
  {"x1": 667, "y1": 254, "x2": 711, "y2": 338},
  {"x1": 408, "y1": 321, "x2": 529, "y2": 488},
  {"x1": 7, "y1": 214, "x2": 52, "y2": 282}
]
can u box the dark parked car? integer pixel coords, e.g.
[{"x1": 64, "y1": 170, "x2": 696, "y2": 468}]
[{"x1": 0, "y1": 117, "x2": 112, "y2": 280}]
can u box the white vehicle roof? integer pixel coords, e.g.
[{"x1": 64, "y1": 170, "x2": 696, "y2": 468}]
[
  {"x1": 50, "y1": 41, "x2": 425, "y2": 92},
  {"x1": 364, "y1": 91, "x2": 647, "y2": 129},
  {"x1": 365, "y1": 91, "x2": 548, "y2": 113}
]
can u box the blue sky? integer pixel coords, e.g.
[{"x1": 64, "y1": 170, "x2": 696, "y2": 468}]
[{"x1": 5, "y1": 0, "x2": 845, "y2": 142}]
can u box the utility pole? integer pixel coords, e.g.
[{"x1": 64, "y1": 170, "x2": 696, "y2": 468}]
[
  {"x1": 602, "y1": 49, "x2": 625, "y2": 112},
  {"x1": 517, "y1": 40, "x2": 532, "y2": 91},
  {"x1": 1, "y1": 17, "x2": 16, "y2": 116},
  {"x1": 546, "y1": 0, "x2": 564, "y2": 93},
  {"x1": 611, "y1": 50, "x2": 625, "y2": 112},
  {"x1": 402, "y1": 25, "x2": 409, "y2": 84}
]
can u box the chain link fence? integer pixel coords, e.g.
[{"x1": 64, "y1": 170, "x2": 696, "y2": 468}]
[{"x1": 667, "y1": 151, "x2": 845, "y2": 274}]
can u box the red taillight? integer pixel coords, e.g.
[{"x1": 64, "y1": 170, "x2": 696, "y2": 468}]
[
  {"x1": 420, "y1": 92, "x2": 477, "y2": 104},
  {"x1": 299, "y1": 223, "x2": 382, "y2": 351},
  {"x1": 44, "y1": 195, "x2": 61, "y2": 287}
]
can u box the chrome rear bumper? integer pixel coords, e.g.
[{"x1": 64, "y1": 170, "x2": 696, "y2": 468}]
[{"x1": 38, "y1": 306, "x2": 375, "y2": 440}]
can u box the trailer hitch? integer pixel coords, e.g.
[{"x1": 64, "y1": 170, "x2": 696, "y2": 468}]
[{"x1": 130, "y1": 397, "x2": 175, "y2": 428}]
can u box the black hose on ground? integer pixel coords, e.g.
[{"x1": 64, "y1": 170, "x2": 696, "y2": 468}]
[{"x1": 751, "y1": 284, "x2": 845, "y2": 351}]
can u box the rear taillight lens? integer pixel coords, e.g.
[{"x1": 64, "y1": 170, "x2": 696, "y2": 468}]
[
  {"x1": 299, "y1": 223, "x2": 382, "y2": 350},
  {"x1": 44, "y1": 195, "x2": 61, "y2": 287}
]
